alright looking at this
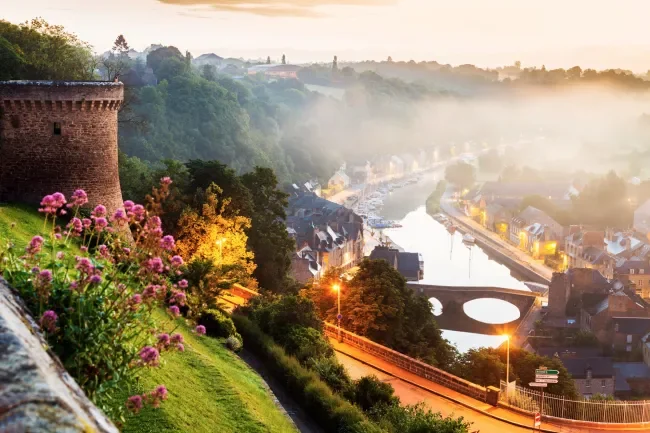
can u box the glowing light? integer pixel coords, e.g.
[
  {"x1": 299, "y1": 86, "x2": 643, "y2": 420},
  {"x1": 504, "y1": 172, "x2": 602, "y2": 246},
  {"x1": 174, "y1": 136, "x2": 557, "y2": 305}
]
[{"x1": 332, "y1": 284, "x2": 340, "y2": 292}]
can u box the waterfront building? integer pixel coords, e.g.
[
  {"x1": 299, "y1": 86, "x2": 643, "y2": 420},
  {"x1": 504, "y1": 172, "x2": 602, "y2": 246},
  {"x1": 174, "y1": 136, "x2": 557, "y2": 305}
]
[{"x1": 368, "y1": 246, "x2": 424, "y2": 281}]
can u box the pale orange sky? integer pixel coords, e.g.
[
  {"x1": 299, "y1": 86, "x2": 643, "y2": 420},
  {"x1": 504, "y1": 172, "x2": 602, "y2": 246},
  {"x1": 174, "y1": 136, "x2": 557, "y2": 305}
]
[{"x1": 4, "y1": 0, "x2": 650, "y2": 71}]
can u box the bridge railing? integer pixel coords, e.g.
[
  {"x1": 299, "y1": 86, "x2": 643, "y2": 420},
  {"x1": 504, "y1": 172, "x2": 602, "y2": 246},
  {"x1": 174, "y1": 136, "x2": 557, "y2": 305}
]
[
  {"x1": 500, "y1": 381, "x2": 650, "y2": 425},
  {"x1": 324, "y1": 322, "x2": 487, "y2": 402}
]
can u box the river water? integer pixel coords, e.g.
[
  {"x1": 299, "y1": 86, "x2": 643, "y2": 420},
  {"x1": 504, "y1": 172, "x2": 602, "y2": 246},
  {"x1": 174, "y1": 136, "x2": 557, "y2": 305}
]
[{"x1": 376, "y1": 171, "x2": 529, "y2": 352}]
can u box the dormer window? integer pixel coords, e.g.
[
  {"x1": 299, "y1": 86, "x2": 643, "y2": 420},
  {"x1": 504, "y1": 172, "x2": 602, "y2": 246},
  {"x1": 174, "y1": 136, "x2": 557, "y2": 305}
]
[
  {"x1": 631, "y1": 269, "x2": 635, "y2": 275},
  {"x1": 53, "y1": 122, "x2": 62, "y2": 135}
]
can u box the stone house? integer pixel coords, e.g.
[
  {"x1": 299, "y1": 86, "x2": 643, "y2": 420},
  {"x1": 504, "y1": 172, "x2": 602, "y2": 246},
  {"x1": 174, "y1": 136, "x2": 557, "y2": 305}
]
[
  {"x1": 369, "y1": 246, "x2": 424, "y2": 281},
  {"x1": 610, "y1": 317, "x2": 650, "y2": 352},
  {"x1": 614, "y1": 260, "x2": 650, "y2": 300},
  {"x1": 290, "y1": 245, "x2": 322, "y2": 284},
  {"x1": 509, "y1": 206, "x2": 564, "y2": 256},
  {"x1": 547, "y1": 268, "x2": 612, "y2": 325},
  {"x1": 565, "y1": 229, "x2": 617, "y2": 279},
  {"x1": 328, "y1": 170, "x2": 350, "y2": 191}
]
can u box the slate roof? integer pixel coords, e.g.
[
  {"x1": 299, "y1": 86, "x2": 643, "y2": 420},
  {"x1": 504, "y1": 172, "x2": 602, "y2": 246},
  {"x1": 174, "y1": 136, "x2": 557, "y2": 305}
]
[
  {"x1": 369, "y1": 247, "x2": 399, "y2": 267},
  {"x1": 615, "y1": 260, "x2": 650, "y2": 274},
  {"x1": 562, "y1": 357, "x2": 615, "y2": 378},
  {"x1": 397, "y1": 252, "x2": 421, "y2": 280},
  {"x1": 612, "y1": 317, "x2": 650, "y2": 335},
  {"x1": 536, "y1": 347, "x2": 602, "y2": 359}
]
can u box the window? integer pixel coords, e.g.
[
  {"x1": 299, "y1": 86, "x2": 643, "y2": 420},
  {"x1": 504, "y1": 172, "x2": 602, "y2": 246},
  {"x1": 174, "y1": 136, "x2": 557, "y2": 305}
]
[
  {"x1": 627, "y1": 335, "x2": 633, "y2": 343},
  {"x1": 627, "y1": 344, "x2": 632, "y2": 352},
  {"x1": 53, "y1": 122, "x2": 62, "y2": 135},
  {"x1": 641, "y1": 269, "x2": 645, "y2": 274},
  {"x1": 631, "y1": 269, "x2": 635, "y2": 275},
  {"x1": 639, "y1": 280, "x2": 644, "y2": 287},
  {"x1": 602, "y1": 380, "x2": 606, "y2": 387},
  {"x1": 615, "y1": 323, "x2": 620, "y2": 332},
  {"x1": 586, "y1": 379, "x2": 591, "y2": 388}
]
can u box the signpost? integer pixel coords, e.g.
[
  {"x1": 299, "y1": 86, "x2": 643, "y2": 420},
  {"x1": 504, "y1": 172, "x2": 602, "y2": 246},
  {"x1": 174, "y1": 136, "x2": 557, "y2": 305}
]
[
  {"x1": 528, "y1": 382, "x2": 547, "y2": 388},
  {"x1": 534, "y1": 412, "x2": 541, "y2": 429},
  {"x1": 531, "y1": 366, "x2": 560, "y2": 430}
]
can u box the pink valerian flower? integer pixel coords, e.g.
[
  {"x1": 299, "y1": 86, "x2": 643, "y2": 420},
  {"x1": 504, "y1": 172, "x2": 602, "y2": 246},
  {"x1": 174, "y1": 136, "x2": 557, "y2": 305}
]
[
  {"x1": 128, "y1": 204, "x2": 146, "y2": 223},
  {"x1": 148, "y1": 385, "x2": 169, "y2": 408},
  {"x1": 80, "y1": 246, "x2": 88, "y2": 253},
  {"x1": 67, "y1": 189, "x2": 88, "y2": 208},
  {"x1": 139, "y1": 346, "x2": 160, "y2": 367},
  {"x1": 54, "y1": 233, "x2": 62, "y2": 240},
  {"x1": 25, "y1": 236, "x2": 44, "y2": 255},
  {"x1": 37, "y1": 270, "x2": 53, "y2": 285},
  {"x1": 67, "y1": 218, "x2": 83, "y2": 236},
  {"x1": 126, "y1": 394, "x2": 143, "y2": 414},
  {"x1": 98, "y1": 245, "x2": 111, "y2": 260},
  {"x1": 75, "y1": 257, "x2": 94, "y2": 276},
  {"x1": 142, "y1": 285, "x2": 159, "y2": 300},
  {"x1": 146, "y1": 257, "x2": 165, "y2": 274},
  {"x1": 31, "y1": 267, "x2": 40, "y2": 274},
  {"x1": 144, "y1": 216, "x2": 162, "y2": 236},
  {"x1": 129, "y1": 294, "x2": 142, "y2": 310},
  {"x1": 171, "y1": 291, "x2": 186, "y2": 306},
  {"x1": 123, "y1": 200, "x2": 135, "y2": 212},
  {"x1": 195, "y1": 325, "x2": 206, "y2": 336},
  {"x1": 178, "y1": 279, "x2": 188, "y2": 289},
  {"x1": 111, "y1": 208, "x2": 129, "y2": 225},
  {"x1": 157, "y1": 333, "x2": 171, "y2": 347},
  {"x1": 69, "y1": 281, "x2": 79, "y2": 291},
  {"x1": 123, "y1": 247, "x2": 131, "y2": 256},
  {"x1": 168, "y1": 305, "x2": 180, "y2": 318},
  {"x1": 171, "y1": 333, "x2": 184, "y2": 344},
  {"x1": 52, "y1": 192, "x2": 66, "y2": 208},
  {"x1": 160, "y1": 177, "x2": 173, "y2": 186},
  {"x1": 176, "y1": 343, "x2": 185, "y2": 352},
  {"x1": 160, "y1": 235, "x2": 175, "y2": 251},
  {"x1": 38, "y1": 195, "x2": 56, "y2": 215},
  {"x1": 94, "y1": 217, "x2": 108, "y2": 232},
  {"x1": 91, "y1": 205, "x2": 107, "y2": 218},
  {"x1": 170, "y1": 255, "x2": 183, "y2": 268},
  {"x1": 56, "y1": 251, "x2": 65, "y2": 260},
  {"x1": 89, "y1": 275, "x2": 102, "y2": 285},
  {"x1": 82, "y1": 218, "x2": 92, "y2": 229},
  {"x1": 39, "y1": 310, "x2": 58, "y2": 333}
]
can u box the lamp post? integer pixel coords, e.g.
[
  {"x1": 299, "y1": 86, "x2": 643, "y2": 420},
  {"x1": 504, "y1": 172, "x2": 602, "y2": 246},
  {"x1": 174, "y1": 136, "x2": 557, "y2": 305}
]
[
  {"x1": 504, "y1": 334, "x2": 510, "y2": 398},
  {"x1": 332, "y1": 283, "x2": 342, "y2": 342}
]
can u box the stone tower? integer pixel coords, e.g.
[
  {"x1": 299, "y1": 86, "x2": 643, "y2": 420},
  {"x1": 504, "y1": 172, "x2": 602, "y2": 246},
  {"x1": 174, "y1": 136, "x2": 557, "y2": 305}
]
[{"x1": 0, "y1": 81, "x2": 125, "y2": 212}]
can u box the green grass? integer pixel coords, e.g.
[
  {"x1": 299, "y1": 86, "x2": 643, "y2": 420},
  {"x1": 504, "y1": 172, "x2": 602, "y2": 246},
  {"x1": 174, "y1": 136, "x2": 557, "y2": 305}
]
[
  {"x1": 0, "y1": 203, "x2": 47, "y2": 248},
  {"x1": 115, "y1": 310, "x2": 298, "y2": 433}
]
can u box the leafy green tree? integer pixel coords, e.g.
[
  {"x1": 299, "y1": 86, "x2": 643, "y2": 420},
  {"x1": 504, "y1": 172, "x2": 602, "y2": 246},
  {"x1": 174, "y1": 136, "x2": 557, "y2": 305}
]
[
  {"x1": 454, "y1": 348, "x2": 506, "y2": 387},
  {"x1": 352, "y1": 375, "x2": 399, "y2": 413},
  {"x1": 146, "y1": 45, "x2": 183, "y2": 75},
  {"x1": 376, "y1": 402, "x2": 471, "y2": 433},
  {"x1": 201, "y1": 63, "x2": 216, "y2": 81},
  {"x1": 241, "y1": 167, "x2": 294, "y2": 293}
]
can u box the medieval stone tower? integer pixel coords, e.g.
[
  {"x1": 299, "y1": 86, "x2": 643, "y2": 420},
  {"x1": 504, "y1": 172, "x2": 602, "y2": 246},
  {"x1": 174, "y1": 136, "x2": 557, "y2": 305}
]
[{"x1": 0, "y1": 81, "x2": 125, "y2": 212}]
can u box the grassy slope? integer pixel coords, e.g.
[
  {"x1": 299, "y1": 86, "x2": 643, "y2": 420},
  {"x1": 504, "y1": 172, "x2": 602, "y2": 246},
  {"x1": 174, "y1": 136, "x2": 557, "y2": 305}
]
[
  {"x1": 0, "y1": 205, "x2": 296, "y2": 433},
  {"x1": 0, "y1": 203, "x2": 46, "y2": 248},
  {"x1": 116, "y1": 310, "x2": 298, "y2": 433}
]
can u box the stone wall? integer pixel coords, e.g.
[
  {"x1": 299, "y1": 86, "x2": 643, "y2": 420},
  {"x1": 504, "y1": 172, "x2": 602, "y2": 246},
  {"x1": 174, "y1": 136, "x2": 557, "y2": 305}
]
[
  {"x1": 0, "y1": 81, "x2": 124, "y2": 212},
  {"x1": 0, "y1": 278, "x2": 119, "y2": 433}
]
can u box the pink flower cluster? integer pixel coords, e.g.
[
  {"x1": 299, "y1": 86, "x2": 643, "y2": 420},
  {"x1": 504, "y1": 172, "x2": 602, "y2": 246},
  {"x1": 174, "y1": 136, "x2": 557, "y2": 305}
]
[
  {"x1": 68, "y1": 189, "x2": 88, "y2": 208},
  {"x1": 139, "y1": 346, "x2": 160, "y2": 367},
  {"x1": 39, "y1": 310, "x2": 58, "y2": 333},
  {"x1": 39, "y1": 192, "x2": 66, "y2": 215},
  {"x1": 126, "y1": 385, "x2": 168, "y2": 414},
  {"x1": 25, "y1": 235, "x2": 44, "y2": 255},
  {"x1": 195, "y1": 325, "x2": 206, "y2": 335}
]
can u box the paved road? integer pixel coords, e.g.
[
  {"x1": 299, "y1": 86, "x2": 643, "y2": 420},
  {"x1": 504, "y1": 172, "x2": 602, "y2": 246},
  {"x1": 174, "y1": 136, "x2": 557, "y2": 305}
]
[{"x1": 332, "y1": 339, "x2": 645, "y2": 433}]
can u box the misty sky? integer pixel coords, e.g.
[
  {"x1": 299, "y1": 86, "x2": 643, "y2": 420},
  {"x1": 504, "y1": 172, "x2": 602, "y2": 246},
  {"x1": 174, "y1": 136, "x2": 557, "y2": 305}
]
[{"x1": 6, "y1": 0, "x2": 650, "y2": 71}]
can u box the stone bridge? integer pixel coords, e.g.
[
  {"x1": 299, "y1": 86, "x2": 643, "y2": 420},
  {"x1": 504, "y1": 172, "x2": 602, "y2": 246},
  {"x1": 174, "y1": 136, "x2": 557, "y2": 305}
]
[{"x1": 407, "y1": 283, "x2": 541, "y2": 335}]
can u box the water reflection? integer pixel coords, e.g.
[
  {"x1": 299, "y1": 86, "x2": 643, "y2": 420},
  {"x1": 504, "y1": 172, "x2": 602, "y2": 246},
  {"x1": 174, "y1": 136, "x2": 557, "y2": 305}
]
[
  {"x1": 428, "y1": 297, "x2": 443, "y2": 316},
  {"x1": 463, "y1": 298, "x2": 520, "y2": 324}
]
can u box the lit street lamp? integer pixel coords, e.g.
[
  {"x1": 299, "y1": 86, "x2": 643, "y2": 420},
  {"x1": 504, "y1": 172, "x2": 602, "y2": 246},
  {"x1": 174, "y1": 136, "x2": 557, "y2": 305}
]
[{"x1": 332, "y1": 283, "x2": 342, "y2": 342}]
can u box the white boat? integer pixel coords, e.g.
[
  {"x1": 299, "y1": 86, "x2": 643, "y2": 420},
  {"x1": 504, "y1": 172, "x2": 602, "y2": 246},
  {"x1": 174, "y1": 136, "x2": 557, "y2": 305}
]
[{"x1": 462, "y1": 233, "x2": 475, "y2": 245}]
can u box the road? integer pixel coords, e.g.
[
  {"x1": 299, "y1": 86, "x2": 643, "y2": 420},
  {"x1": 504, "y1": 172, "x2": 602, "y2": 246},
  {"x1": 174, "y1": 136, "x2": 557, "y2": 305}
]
[{"x1": 332, "y1": 339, "x2": 645, "y2": 433}]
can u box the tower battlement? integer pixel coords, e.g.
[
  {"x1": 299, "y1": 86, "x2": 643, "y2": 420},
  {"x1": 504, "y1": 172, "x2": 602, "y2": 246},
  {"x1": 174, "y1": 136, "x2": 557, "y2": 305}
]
[{"x1": 0, "y1": 81, "x2": 125, "y2": 212}]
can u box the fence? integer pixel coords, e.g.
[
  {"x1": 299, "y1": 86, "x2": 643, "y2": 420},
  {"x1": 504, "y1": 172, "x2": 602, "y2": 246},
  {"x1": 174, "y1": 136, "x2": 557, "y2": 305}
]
[
  {"x1": 324, "y1": 322, "x2": 487, "y2": 402},
  {"x1": 500, "y1": 381, "x2": 650, "y2": 424}
]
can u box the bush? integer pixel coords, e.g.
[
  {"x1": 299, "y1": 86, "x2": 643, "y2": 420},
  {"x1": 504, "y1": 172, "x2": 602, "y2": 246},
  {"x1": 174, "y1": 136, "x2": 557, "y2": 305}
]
[
  {"x1": 375, "y1": 402, "x2": 471, "y2": 433},
  {"x1": 352, "y1": 376, "x2": 400, "y2": 413},
  {"x1": 283, "y1": 326, "x2": 333, "y2": 363},
  {"x1": 232, "y1": 314, "x2": 384, "y2": 433},
  {"x1": 226, "y1": 334, "x2": 243, "y2": 352},
  {"x1": 199, "y1": 308, "x2": 237, "y2": 338},
  {"x1": 308, "y1": 356, "x2": 354, "y2": 396}
]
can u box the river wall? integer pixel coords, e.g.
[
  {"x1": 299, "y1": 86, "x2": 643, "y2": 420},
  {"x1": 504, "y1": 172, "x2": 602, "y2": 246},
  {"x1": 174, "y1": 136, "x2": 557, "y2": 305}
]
[
  {"x1": 442, "y1": 214, "x2": 551, "y2": 286},
  {"x1": 0, "y1": 278, "x2": 118, "y2": 433}
]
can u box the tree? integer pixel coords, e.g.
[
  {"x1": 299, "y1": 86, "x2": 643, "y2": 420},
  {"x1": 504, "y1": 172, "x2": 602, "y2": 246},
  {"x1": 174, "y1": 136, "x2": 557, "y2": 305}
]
[
  {"x1": 332, "y1": 55, "x2": 338, "y2": 72},
  {"x1": 146, "y1": 45, "x2": 184, "y2": 75},
  {"x1": 0, "y1": 36, "x2": 26, "y2": 79},
  {"x1": 266, "y1": 56, "x2": 271, "y2": 64},
  {"x1": 101, "y1": 34, "x2": 131, "y2": 81},
  {"x1": 444, "y1": 162, "x2": 476, "y2": 191},
  {"x1": 241, "y1": 167, "x2": 295, "y2": 293},
  {"x1": 201, "y1": 64, "x2": 216, "y2": 81},
  {"x1": 175, "y1": 183, "x2": 257, "y2": 294},
  {"x1": 387, "y1": 56, "x2": 393, "y2": 63},
  {"x1": 282, "y1": 54, "x2": 286, "y2": 65},
  {"x1": 514, "y1": 60, "x2": 521, "y2": 69}
]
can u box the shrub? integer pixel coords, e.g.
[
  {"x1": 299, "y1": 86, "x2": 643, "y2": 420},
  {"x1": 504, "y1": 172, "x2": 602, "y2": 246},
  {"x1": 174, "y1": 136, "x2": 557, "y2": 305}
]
[
  {"x1": 308, "y1": 356, "x2": 354, "y2": 396},
  {"x1": 352, "y1": 376, "x2": 400, "y2": 413},
  {"x1": 199, "y1": 308, "x2": 237, "y2": 338},
  {"x1": 0, "y1": 181, "x2": 186, "y2": 417},
  {"x1": 226, "y1": 334, "x2": 243, "y2": 352},
  {"x1": 374, "y1": 402, "x2": 471, "y2": 433},
  {"x1": 283, "y1": 326, "x2": 333, "y2": 363},
  {"x1": 232, "y1": 314, "x2": 384, "y2": 433}
]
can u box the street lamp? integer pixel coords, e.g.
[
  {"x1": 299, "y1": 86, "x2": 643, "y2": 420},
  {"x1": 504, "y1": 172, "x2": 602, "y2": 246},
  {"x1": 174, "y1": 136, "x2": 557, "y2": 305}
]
[
  {"x1": 332, "y1": 283, "x2": 342, "y2": 342},
  {"x1": 503, "y1": 334, "x2": 510, "y2": 398}
]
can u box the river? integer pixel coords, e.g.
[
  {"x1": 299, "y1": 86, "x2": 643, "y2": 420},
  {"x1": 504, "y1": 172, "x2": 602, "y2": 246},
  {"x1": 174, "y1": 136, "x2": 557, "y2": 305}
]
[{"x1": 376, "y1": 171, "x2": 529, "y2": 352}]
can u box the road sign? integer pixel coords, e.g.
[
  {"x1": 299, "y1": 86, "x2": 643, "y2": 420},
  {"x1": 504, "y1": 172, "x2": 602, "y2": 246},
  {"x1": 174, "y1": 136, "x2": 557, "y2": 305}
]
[
  {"x1": 529, "y1": 382, "x2": 547, "y2": 387},
  {"x1": 535, "y1": 378, "x2": 558, "y2": 383},
  {"x1": 337, "y1": 314, "x2": 342, "y2": 320},
  {"x1": 536, "y1": 369, "x2": 559, "y2": 375},
  {"x1": 534, "y1": 412, "x2": 541, "y2": 428},
  {"x1": 535, "y1": 374, "x2": 559, "y2": 379}
]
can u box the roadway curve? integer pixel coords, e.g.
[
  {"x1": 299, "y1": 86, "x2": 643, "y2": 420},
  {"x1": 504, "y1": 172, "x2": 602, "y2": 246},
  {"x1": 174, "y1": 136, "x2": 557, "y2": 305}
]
[{"x1": 331, "y1": 339, "x2": 644, "y2": 433}]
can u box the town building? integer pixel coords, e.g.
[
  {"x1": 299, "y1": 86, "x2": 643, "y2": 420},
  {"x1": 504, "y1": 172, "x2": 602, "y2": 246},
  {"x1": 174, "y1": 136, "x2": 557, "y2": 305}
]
[
  {"x1": 509, "y1": 206, "x2": 564, "y2": 258},
  {"x1": 290, "y1": 245, "x2": 322, "y2": 284},
  {"x1": 613, "y1": 362, "x2": 650, "y2": 398},
  {"x1": 247, "y1": 64, "x2": 301, "y2": 79},
  {"x1": 466, "y1": 181, "x2": 574, "y2": 210},
  {"x1": 610, "y1": 317, "x2": 650, "y2": 352},
  {"x1": 368, "y1": 246, "x2": 424, "y2": 281},
  {"x1": 286, "y1": 192, "x2": 364, "y2": 279},
  {"x1": 565, "y1": 229, "x2": 616, "y2": 279},
  {"x1": 643, "y1": 333, "x2": 650, "y2": 368},
  {"x1": 547, "y1": 268, "x2": 612, "y2": 327},
  {"x1": 614, "y1": 260, "x2": 650, "y2": 299},
  {"x1": 328, "y1": 170, "x2": 351, "y2": 191}
]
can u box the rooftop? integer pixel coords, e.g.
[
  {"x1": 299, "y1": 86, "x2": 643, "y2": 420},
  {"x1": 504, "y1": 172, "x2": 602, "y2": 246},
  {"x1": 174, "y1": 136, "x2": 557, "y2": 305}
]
[
  {"x1": 561, "y1": 357, "x2": 615, "y2": 378},
  {"x1": 612, "y1": 317, "x2": 650, "y2": 334}
]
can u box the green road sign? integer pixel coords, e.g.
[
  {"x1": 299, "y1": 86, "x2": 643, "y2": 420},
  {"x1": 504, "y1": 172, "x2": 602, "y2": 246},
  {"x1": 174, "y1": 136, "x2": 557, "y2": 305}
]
[{"x1": 536, "y1": 369, "x2": 559, "y2": 375}]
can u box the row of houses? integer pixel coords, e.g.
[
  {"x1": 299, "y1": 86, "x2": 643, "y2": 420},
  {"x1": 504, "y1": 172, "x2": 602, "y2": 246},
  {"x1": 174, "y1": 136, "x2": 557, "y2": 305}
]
[{"x1": 465, "y1": 181, "x2": 650, "y2": 301}]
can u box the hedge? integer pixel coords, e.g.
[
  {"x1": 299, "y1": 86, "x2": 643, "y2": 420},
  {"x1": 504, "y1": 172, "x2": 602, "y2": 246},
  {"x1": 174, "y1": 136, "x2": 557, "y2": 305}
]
[{"x1": 232, "y1": 314, "x2": 384, "y2": 433}]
